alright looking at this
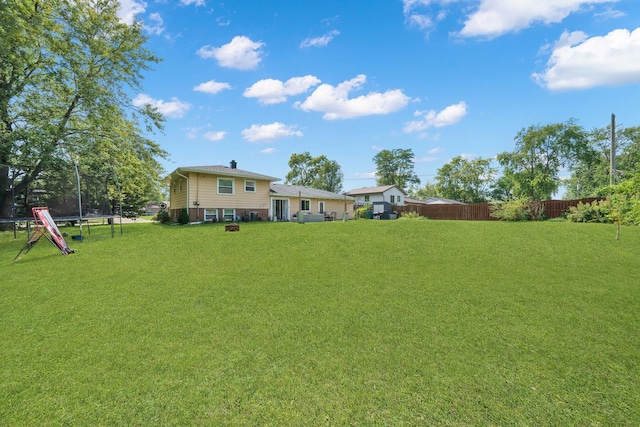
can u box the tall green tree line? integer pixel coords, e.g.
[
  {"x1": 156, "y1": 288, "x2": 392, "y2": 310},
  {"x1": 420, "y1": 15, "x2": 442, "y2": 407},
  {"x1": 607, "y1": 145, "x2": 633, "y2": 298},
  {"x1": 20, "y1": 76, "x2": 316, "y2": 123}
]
[{"x1": 0, "y1": 0, "x2": 167, "y2": 225}]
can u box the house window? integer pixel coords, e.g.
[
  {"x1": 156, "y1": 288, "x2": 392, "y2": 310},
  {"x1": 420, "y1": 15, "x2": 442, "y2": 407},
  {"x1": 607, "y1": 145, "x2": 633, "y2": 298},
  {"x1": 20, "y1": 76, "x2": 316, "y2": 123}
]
[
  {"x1": 218, "y1": 178, "x2": 234, "y2": 194},
  {"x1": 318, "y1": 201, "x2": 325, "y2": 213},
  {"x1": 245, "y1": 180, "x2": 256, "y2": 192},
  {"x1": 397, "y1": 195, "x2": 401, "y2": 204},
  {"x1": 390, "y1": 195, "x2": 395, "y2": 203},
  {"x1": 179, "y1": 179, "x2": 182, "y2": 191},
  {"x1": 173, "y1": 182, "x2": 176, "y2": 193},
  {"x1": 204, "y1": 208, "x2": 217, "y2": 222},
  {"x1": 364, "y1": 195, "x2": 370, "y2": 202},
  {"x1": 301, "y1": 199, "x2": 310, "y2": 211},
  {"x1": 223, "y1": 208, "x2": 235, "y2": 222}
]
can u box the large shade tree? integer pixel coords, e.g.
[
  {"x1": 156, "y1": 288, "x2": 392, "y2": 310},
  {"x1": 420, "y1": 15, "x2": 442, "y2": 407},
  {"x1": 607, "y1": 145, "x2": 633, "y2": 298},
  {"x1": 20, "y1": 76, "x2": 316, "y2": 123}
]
[
  {"x1": 373, "y1": 148, "x2": 420, "y2": 190},
  {"x1": 435, "y1": 156, "x2": 496, "y2": 203},
  {"x1": 285, "y1": 152, "x2": 344, "y2": 193},
  {"x1": 0, "y1": 0, "x2": 167, "y2": 226},
  {"x1": 496, "y1": 120, "x2": 591, "y2": 200}
]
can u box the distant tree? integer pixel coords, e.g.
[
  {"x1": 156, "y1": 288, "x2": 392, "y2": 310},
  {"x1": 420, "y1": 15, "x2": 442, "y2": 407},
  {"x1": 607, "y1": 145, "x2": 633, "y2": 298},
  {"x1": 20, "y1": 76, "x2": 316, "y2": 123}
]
[
  {"x1": 285, "y1": 152, "x2": 343, "y2": 193},
  {"x1": 408, "y1": 182, "x2": 440, "y2": 200},
  {"x1": 435, "y1": 156, "x2": 496, "y2": 203},
  {"x1": 0, "y1": 0, "x2": 167, "y2": 228},
  {"x1": 565, "y1": 125, "x2": 640, "y2": 198},
  {"x1": 497, "y1": 120, "x2": 591, "y2": 200},
  {"x1": 373, "y1": 148, "x2": 420, "y2": 190}
]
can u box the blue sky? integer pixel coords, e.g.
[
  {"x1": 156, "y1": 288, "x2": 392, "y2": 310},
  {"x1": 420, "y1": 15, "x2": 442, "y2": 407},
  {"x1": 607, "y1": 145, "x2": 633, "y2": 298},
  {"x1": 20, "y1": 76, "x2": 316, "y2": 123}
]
[{"x1": 118, "y1": 0, "x2": 640, "y2": 191}]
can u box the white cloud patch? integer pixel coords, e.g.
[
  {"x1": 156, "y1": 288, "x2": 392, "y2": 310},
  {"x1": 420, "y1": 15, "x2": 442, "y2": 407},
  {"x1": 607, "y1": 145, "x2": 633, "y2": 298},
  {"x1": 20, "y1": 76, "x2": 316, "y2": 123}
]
[
  {"x1": 533, "y1": 28, "x2": 640, "y2": 90},
  {"x1": 144, "y1": 12, "x2": 164, "y2": 35},
  {"x1": 203, "y1": 131, "x2": 226, "y2": 141},
  {"x1": 300, "y1": 30, "x2": 340, "y2": 48},
  {"x1": 458, "y1": 0, "x2": 615, "y2": 39},
  {"x1": 403, "y1": 101, "x2": 468, "y2": 133},
  {"x1": 132, "y1": 94, "x2": 190, "y2": 118},
  {"x1": 180, "y1": 0, "x2": 205, "y2": 5},
  {"x1": 117, "y1": 0, "x2": 146, "y2": 25},
  {"x1": 197, "y1": 36, "x2": 265, "y2": 70},
  {"x1": 414, "y1": 156, "x2": 438, "y2": 162},
  {"x1": 244, "y1": 76, "x2": 321, "y2": 105},
  {"x1": 295, "y1": 74, "x2": 410, "y2": 120},
  {"x1": 193, "y1": 80, "x2": 232, "y2": 95},
  {"x1": 408, "y1": 14, "x2": 434, "y2": 30},
  {"x1": 354, "y1": 171, "x2": 377, "y2": 179},
  {"x1": 261, "y1": 148, "x2": 276, "y2": 154},
  {"x1": 241, "y1": 122, "x2": 303, "y2": 142}
]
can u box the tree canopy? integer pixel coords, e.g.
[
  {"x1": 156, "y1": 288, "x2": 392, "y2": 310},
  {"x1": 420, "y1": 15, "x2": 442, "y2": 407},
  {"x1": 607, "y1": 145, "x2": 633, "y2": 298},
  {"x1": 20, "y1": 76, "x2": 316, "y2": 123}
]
[
  {"x1": 373, "y1": 148, "x2": 420, "y2": 190},
  {"x1": 496, "y1": 120, "x2": 590, "y2": 200},
  {"x1": 285, "y1": 152, "x2": 344, "y2": 193},
  {"x1": 1, "y1": 0, "x2": 167, "y2": 224},
  {"x1": 435, "y1": 156, "x2": 496, "y2": 203}
]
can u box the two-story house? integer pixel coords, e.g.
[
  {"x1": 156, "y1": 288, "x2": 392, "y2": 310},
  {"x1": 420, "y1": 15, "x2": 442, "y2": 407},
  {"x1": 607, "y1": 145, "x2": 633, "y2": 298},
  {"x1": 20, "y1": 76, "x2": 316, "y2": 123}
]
[
  {"x1": 346, "y1": 185, "x2": 407, "y2": 209},
  {"x1": 167, "y1": 161, "x2": 354, "y2": 222}
]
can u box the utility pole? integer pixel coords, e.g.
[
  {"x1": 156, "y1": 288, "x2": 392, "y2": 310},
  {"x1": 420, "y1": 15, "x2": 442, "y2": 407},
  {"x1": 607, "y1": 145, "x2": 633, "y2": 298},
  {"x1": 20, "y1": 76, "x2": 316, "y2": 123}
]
[{"x1": 610, "y1": 113, "x2": 616, "y2": 185}]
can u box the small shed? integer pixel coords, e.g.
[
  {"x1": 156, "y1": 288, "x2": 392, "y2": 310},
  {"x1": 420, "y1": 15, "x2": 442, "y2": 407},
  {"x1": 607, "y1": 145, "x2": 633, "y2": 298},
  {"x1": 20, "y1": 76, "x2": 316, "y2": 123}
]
[{"x1": 372, "y1": 201, "x2": 394, "y2": 219}]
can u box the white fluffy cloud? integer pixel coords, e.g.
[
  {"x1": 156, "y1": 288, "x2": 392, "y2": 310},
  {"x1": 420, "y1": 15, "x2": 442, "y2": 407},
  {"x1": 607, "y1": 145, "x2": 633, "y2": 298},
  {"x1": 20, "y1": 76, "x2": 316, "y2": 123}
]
[
  {"x1": 193, "y1": 80, "x2": 232, "y2": 95},
  {"x1": 203, "y1": 131, "x2": 226, "y2": 141},
  {"x1": 533, "y1": 28, "x2": 640, "y2": 90},
  {"x1": 295, "y1": 75, "x2": 410, "y2": 120},
  {"x1": 241, "y1": 123, "x2": 303, "y2": 142},
  {"x1": 300, "y1": 30, "x2": 340, "y2": 48},
  {"x1": 403, "y1": 101, "x2": 468, "y2": 133},
  {"x1": 117, "y1": 0, "x2": 146, "y2": 25},
  {"x1": 180, "y1": 0, "x2": 205, "y2": 5},
  {"x1": 132, "y1": 94, "x2": 190, "y2": 118},
  {"x1": 244, "y1": 76, "x2": 321, "y2": 105},
  {"x1": 197, "y1": 36, "x2": 265, "y2": 70},
  {"x1": 458, "y1": 0, "x2": 615, "y2": 39},
  {"x1": 402, "y1": 0, "x2": 618, "y2": 39}
]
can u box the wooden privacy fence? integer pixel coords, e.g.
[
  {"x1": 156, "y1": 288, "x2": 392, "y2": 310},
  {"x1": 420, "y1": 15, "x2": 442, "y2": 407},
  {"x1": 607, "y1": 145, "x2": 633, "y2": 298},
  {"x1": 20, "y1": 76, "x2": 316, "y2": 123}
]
[{"x1": 395, "y1": 198, "x2": 600, "y2": 221}]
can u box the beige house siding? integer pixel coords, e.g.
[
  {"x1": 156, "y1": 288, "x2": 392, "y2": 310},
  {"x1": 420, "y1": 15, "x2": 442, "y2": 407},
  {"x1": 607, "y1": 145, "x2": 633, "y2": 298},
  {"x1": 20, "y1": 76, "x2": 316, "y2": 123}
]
[
  {"x1": 169, "y1": 171, "x2": 273, "y2": 222},
  {"x1": 193, "y1": 174, "x2": 271, "y2": 209},
  {"x1": 286, "y1": 196, "x2": 351, "y2": 220}
]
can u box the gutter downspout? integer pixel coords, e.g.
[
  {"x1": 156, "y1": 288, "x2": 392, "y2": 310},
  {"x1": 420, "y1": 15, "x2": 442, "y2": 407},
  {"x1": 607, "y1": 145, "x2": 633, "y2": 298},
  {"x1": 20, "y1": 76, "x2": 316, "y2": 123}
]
[{"x1": 176, "y1": 170, "x2": 189, "y2": 221}]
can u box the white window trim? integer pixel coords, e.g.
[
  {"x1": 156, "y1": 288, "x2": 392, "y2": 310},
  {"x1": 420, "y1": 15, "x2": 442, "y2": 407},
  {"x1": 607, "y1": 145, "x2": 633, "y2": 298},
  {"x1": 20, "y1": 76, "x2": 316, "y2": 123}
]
[
  {"x1": 318, "y1": 201, "x2": 325, "y2": 213},
  {"x1": 217, "y1": 177, "x2": 234, "y2": 195},
  {"x1": 222, "y1": 208, "x2": 236, "y2": 222},
  {"x1": 301, "y1": 199, "x2": 311, "y2": 212},
  {"x1": 204, "y1": 208, "x2": 218, "y2": 222},
  {"x1": 244, "y1": 180, "x2": 256, "y2": 193}
]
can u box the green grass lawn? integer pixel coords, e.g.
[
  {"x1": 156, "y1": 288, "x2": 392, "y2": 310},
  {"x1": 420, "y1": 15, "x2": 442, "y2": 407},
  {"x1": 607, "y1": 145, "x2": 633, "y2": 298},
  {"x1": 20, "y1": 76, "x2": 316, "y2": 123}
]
[{"x1": 1, "y1": 220, "x2": 639, "y2": 425}]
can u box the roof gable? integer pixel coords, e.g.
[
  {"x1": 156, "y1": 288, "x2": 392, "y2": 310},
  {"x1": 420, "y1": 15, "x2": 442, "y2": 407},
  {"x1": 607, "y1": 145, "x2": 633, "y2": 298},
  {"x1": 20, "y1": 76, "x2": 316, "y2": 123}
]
[{"x1": 346, "y1": 185, "x2": 406, "y2": 196}]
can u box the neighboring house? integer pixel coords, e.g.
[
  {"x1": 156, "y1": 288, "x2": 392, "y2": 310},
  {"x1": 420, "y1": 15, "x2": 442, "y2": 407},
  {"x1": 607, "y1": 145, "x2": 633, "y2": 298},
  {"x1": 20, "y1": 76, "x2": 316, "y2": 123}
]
[
  {"x1": 270, "y1": 184, "x2": 354, "y2": 221},
  {"x1": 145, "y1": 202, "x2": 168, "y2": 216},
  {"x1": 167, "y1": 161, "x2": 280, "y2": 223},
  {"x1": 404, "y1": 197, "x2": 428, "y2": 207},
  {"x1": 423, "y1": 197, "x2": 466, "y2": 205},
  {"x1": 167, "y1": 161, "x2": 354, "y2": 222},
  {"x1": 346, "y1": 185, "x2": 407, "y2": 208}
]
